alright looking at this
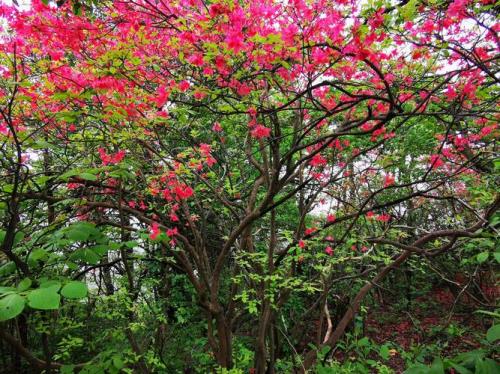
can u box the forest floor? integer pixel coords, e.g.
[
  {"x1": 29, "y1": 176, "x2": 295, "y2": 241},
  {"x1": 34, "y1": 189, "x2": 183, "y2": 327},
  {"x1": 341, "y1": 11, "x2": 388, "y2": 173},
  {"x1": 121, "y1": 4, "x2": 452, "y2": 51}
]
[{"x1": 332, "y1": 283, "x2": 498, "y2": 373}]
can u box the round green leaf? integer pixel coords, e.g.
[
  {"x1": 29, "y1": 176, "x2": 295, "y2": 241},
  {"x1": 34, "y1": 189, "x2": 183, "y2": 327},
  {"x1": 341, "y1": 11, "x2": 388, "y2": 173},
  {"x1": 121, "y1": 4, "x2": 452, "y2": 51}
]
[
  {"x1": 0, "y1": 294, "x2": 25, "y2": 321},
  {"x1": 61, "y1": 281, "x2": 88, "y2": 299},
  {"x1": 39, "y1": 280, "x2": 61, "y2": 291},
  {"x1": 27, "y1": 288, "x2": 60, "y2": 310},
  {"x1": 486, "y1": 324, "x2": 500, "y2": 343},
  {"x1": 67, "y1": 229, "x2": 90, "y2": 242}
]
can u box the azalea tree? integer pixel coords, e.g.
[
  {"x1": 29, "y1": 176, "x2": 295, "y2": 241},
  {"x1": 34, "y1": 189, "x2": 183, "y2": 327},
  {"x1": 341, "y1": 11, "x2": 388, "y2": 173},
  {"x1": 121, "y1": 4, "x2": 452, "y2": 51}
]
[{"x1": 0, "y1": 0, "x2": 498, "y2": 372}]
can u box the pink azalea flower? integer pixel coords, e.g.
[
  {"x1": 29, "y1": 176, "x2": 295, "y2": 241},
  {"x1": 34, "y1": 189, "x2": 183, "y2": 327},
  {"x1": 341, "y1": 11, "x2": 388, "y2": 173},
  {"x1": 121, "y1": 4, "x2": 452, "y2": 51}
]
[
  {"x1": 174, "y1": 184, "x2": 194, "y2": 200},
  {"x1": 309, "y1": 153, "x2": 327, "y2": 167},
  {"x1": 384, "y1": 174, "x2": 395, "y2": 187},
  {"x1": 377, "y1": 213, "x2": 391, "y2": 222},
  {"x1": 212, "y1": 122, "x2": 222, "y2": 132},
  {"x1": 251, "y1": 125, "x2": 271, "y2": 139},
  {"x1": 149, "y1": 222, "x2": 160, "y2": 240}
]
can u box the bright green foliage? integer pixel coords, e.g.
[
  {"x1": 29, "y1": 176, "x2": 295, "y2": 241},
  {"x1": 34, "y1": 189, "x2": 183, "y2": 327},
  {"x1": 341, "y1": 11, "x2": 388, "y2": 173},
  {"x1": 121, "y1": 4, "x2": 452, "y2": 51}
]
[
  {"x1": 27, "y1": 287, "x2": 61, "y2": 310},
  {"x1": 0, "y1": 293, "x2": 25, "y2": 321},
  {"x1": 61, "y1": 282, "x2": 88, "y2": 299}
]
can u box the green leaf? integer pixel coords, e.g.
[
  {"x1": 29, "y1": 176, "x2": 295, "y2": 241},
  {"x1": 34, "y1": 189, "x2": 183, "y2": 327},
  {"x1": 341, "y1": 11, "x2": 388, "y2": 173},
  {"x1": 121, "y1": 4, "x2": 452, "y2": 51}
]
[
  {"x1": 67, "y1": 222, "x2": 101, "y2": 240},
  {"x1": 0, "y1": 286, "x2": 16, "y2": 295},
  {"x1": 476, "y1": 358, "x2": 500, "y2": 374},
  {"x1": 357, "y1": 337, "x2": 370, "y2": 347},
  {"x1": 493, "y1": 252, "x2": 500, "y2": 263},
  {"x1": 79, "y1": 173, "x2": 98, "y2": 181},
  {"x1": 39, "y1": 281, "x2": 61, "y2": 291},
  {"x1": 429, "y1": 357, "x2": 444, "y2": 374},
  {"x1": 447, "y1": 362, "x2": 473, "y2": 374},
  {"x1": 27, "y1": 288, "x2": 60, "y2": 310},
  {"x1": 13, "y1": 231, "x2": 25, "y2": 246},
  {"x1": 0, "y1": 262, "x2": 16, "y2": 276},
  {"x1": 59, "y1": 169, "x2": 97, "y2": 182},
  {"x1": 379, "y1": 344, "x2": 390, "y2": 360},
  {"x1": 65, "y1": 222, "x2": 100, "y2": 242},
  {"x1": 477, "y1": 252, "x2": 489, "y2": 263},
  {"x1": 60, "y1": 365, "x2": 75, "y2": 374},
  {"x1": 59, "y1": 169, "x2": 79, "y2": 180},
  {"x1": 90, "y1": 244, "x2": 110, "y2": 255},
  {"x1": 125, "y1": 240, "x2": 138, "y2": 248},
  {"x1": 404, "y1": 364, "x2": 430, "y2": 374},
  {"x1": 486, "y1": 324, "x2": 500, "y2": 343},
  {"x1": 67, "y1": 229, "x2": 90, "y2": 242},
  {"x1": 2, "y1": 184, "x2": 13, "y2": 193},
  {"x1": 453, "y1": 349, "x2": 485, "y2": 366},
  {"x1": 112, "y1": 355, "x2": 124, "y2": 370},
  {"x1": 52, "y1": 91, "x2": 69, "y2": 101},
  {"x1": 73, "y1": 1, "x2": 82, "y2": 15},
  {"x1": 70, "y1": 248, "x2": 101, "y2": 265},
  {"x1": 61, "y1": 282, "x2": 88, "y2": 299},
  {"x1": 400, "y1": 0, "x2": 418, "y2": 21},
  {"x1": 0, "y1": 294, "x2": 25, "y2": 321},
  {"x1": 56, "y1": 111, "x2": 78, "y2": 123},
  {"x1": 17, "y1": 278, "x2": 32, "y2": 292},
  {"x1": 29, "y1": 249, "x2": 48, "y2": 262}
]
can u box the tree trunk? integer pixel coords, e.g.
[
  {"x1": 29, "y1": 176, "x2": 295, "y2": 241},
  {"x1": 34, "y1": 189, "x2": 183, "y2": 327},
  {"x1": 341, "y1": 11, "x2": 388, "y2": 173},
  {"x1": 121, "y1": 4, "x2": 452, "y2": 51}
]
[
  {"x1": 299, "y1": 250, "x2": 413, "y2": 372},
  {"x1": 214, "y1": 311, "x2": 233, "y2": 368},
  {"x1": 254, "y1": 303, "x2": 271, "y2": 373}
]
